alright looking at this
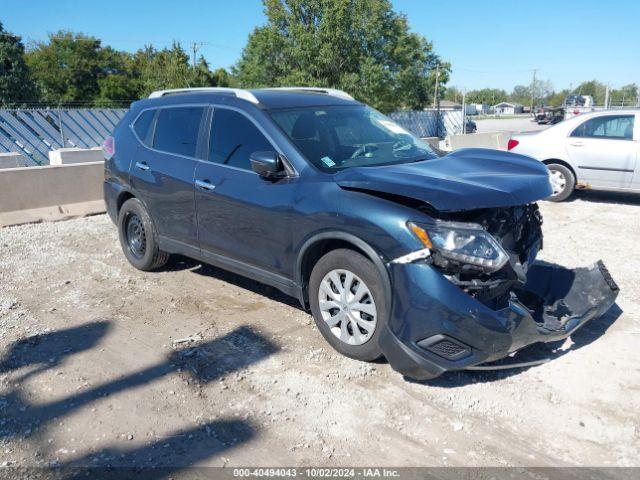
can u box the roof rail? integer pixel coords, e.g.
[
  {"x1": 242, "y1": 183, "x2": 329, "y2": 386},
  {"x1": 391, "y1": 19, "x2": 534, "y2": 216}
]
[
  {"x1": 148, "y1": 87, "x2": 259, "y2": 104},
  {"x1": 266, "y1": 87, "x2": 354, "y2": 100}
]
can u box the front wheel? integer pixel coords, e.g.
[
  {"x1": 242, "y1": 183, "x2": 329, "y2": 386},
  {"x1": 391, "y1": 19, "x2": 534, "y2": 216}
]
[
  {"x1": 308, "y1": 249, "x2": 386, "y2": 362},
  {"x1": 546, "y1": 163, "x2": 575, "y2": 202}
]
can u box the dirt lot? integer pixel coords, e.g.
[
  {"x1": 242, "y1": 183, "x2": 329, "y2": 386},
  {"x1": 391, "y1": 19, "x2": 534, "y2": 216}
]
[{"x1": 1, "y1": 191, "x2": 639, "y2": 472}]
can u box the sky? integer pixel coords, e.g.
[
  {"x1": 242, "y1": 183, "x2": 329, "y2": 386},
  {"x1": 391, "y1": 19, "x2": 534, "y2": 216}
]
[{"x1": 2, "y1": 0, "x2": 639, "y2": 92}]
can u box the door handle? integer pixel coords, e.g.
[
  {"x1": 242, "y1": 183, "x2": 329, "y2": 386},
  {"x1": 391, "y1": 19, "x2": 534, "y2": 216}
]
[
  {"x1": 569, "y1": 142, "x2": 583, "y2": 147},
  {"x1": 195, "y1": 179, "x2": 215, "y2": 191},
  {"x1": 135, "y1": 161, "x2": 150, "y2": 171}
]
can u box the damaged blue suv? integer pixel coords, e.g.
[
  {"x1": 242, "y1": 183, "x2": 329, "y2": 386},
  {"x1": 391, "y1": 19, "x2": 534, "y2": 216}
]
[{"x1": 103, "y1": 87, "x2": 619, "y2": 380}]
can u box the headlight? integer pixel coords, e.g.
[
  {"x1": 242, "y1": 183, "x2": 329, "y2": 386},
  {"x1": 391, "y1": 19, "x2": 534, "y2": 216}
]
[{"x1": 408, "y1": 221, "x2": 508, "y2": 272}]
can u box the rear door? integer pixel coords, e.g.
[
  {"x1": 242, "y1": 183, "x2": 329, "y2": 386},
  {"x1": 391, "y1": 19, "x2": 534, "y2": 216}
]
[
  {"x1": 194, "y1": 106, "x2": 297, "y2": 279},
  {"x1": 565, "y1": 114, "x2": 636, "y2": 188},
  {"x1": 130, "y1": 105, "x2": 206, "y2": 247}
]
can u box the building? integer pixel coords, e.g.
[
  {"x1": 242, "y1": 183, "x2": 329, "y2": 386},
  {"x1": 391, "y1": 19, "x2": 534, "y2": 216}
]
[
  {"x1": 473, "y1": 103, "x2": 490, "y2": 115},
  {"x1": 492, "y1": 102, "x2": 524, "y2": 115},
  {"x1": 434, "y1": 100, "x2": 462, "y2": 111}
]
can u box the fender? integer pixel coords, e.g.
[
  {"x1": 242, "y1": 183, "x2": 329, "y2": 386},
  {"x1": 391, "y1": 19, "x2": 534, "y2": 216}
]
[{"x1": 295, "y1": 230, "x2": 393, "y2": 310}]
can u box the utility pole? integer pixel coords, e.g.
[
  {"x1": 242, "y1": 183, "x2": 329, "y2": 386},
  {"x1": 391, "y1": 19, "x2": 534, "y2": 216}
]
[
  {"x1": 191, "y1": 42, "x2": 206, "y2": 69},
  {"x1": 433, "y1": 64, "x2": 440, "y2": 109},
  {"x1": 604, "y1": 84, "x2": 610, "y2": 109},
  {"x1": 530, "y1": 69, "x2": 537, "y2": 111},
  {"x1": 461, "y1": 88, "x2": 467, "y2": 134}
]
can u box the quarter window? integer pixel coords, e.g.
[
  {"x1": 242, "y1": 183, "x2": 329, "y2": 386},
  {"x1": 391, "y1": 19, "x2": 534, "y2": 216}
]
[
  {"x1": 133, "y1": 110, "x2": 155, "y2": 144},
  {"x1": 571, "y1": 115, "x2": 634, "y2": 140},
  {"x1": 209, "y1": 109, "x2": 272, "y2": 170},
  {"x1": 153, "y1": 107, "x2": 205, "y2": 157}
]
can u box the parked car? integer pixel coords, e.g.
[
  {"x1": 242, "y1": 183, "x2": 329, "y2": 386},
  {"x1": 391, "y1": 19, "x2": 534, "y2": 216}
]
[
  {"x1": 534, "y1": 106, "x2": 564, "y2": 125},
  {"x1": 508, "y1": 110, "x2": 638, "y2": 201},
  {"x1": 103, "y1": 87, "x2": 618, "y2": 380},
  {"x1": 463, "y1": 118, "x2": 477, "y2": 134}
]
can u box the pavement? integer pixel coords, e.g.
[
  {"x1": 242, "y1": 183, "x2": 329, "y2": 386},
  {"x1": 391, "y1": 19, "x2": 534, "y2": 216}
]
[
  {"x1": 1, "y1": 191, "x2": 639, "y2": 472},
  {"x1": 475, "y1": 116, "x2": 549, "y2": 134}
]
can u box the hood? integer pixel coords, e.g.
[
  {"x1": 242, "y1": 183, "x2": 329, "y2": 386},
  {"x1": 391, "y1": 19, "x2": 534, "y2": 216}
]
[{"x1": 334, "y1": 148, "x2": 552, "y2": 211}]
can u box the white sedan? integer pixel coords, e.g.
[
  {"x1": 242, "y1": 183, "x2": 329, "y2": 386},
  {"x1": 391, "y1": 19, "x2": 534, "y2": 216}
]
[{"x1": 508, "y1": 110, "x2": 639, "y2": 201}]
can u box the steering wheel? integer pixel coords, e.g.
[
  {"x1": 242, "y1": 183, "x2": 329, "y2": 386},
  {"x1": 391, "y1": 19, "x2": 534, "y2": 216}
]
[{"x1": 350, "y1": 143, "x2": 378, "y2": 159}]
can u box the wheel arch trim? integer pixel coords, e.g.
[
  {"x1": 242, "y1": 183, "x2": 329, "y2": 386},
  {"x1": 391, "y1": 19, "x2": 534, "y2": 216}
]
[{"x1": 294, "y1": 231, "x2": 392, "y2": 309}]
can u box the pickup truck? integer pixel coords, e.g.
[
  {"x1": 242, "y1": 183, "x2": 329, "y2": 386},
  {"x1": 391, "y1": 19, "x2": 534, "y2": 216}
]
[{"x1": 563, "y1": 94, "x2": 595, "y2": 119}]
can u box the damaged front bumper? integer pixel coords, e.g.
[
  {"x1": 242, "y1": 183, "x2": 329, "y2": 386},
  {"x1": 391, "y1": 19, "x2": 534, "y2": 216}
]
[{"x1": 379, "y1": 259, "x2": 619, "y2": 380}]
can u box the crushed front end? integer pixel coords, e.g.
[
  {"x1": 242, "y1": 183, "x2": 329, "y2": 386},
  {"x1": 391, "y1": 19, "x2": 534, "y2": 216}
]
[{"x1": 380, "y1": 203, "x2": 619, "y2": 380}]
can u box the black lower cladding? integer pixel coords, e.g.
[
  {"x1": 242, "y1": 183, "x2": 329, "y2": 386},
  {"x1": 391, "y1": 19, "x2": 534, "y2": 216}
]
[
  {"x1": 517, "y1": 260, "x2": 619, "y2": 334},
  {"x1": 428, "y1": 203, "x2": 544, "y2": 309}
]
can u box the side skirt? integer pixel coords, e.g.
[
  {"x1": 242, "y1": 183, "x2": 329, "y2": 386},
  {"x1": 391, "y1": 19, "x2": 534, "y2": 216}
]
[{"x1": 158, "y1": 236, "x2": 302, "y2": 301}]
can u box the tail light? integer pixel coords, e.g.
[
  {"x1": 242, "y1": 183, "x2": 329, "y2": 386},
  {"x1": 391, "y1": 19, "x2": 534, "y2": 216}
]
[
  {"x1": 102, "y1": 136, "x2": 115, "y2": 160},
  {"x1": 507, "y1": 139, "x2": 519, "y2": 150}
]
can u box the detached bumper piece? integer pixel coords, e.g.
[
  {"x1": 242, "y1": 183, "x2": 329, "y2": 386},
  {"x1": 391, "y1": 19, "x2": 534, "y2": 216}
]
[{"x1": 517, "y1": 260, "x2": 619, "y2": 337}]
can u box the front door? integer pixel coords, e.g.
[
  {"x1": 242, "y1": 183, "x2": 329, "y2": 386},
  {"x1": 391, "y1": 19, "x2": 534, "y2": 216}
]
[
  {"x1": 565, "y1": 114, "x2": 637, "y2": 188},
  {"x1": 194, "y1": 107, "x2": 297, "y2": 278}
]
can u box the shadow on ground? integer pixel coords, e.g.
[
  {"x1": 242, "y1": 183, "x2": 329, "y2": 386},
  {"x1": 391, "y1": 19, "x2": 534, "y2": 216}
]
[
  {"x1": 0, "y1": 321, "x2": 111, "y2": 382},
  {"x1": 163, "y1": 255, "x2": 303, "y2": 311},
  {"x1": 569, "y1": 190, "x2": 640, "y2": 206},
  {"x1": 0, "y1": 321, "x2": 278, "y2": 474},
  {"x1": 414, "y1": 303, "x2": 622, "y2": 388}
]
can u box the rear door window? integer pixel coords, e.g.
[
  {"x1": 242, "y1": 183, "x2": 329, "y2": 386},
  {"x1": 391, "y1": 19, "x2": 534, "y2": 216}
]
[
  {"x1": 208, "y1": 108, "x2": 272, "y2": 170},
  {"x1": 133, "y1": 110, "x2": 155, "y2": 145},
  {"x1": 153, "y1": 107, "x2": 205, "y2": 157},
  {"x1": 571, "y1": 115, "x2": 634, "y2": 140}
]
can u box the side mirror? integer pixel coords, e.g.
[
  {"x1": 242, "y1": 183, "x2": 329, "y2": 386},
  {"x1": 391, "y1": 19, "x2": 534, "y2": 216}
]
[{"x1": 250, "y1": 151, "x2": 285, "y2": 178}]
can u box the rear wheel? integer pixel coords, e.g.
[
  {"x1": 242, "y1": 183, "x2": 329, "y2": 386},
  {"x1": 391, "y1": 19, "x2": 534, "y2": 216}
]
[
  {"x1": 118, "y1": 198, "x2": 170, "y2": 271},
  {"x1": 309, "y1": 249, "x2": 385, "y2": 361},
  {"x1": 546, "y1": 163, "x2": 575, "y2": 202}
]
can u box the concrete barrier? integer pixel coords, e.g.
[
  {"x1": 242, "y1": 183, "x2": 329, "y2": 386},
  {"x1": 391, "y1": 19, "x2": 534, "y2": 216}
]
[
  {"x1": 0, "y1": 161, "x2": 105, "y2": 227},
  {"x1": 49, "y1": 147, "x2": 104, "y2": 165},
  {"x1": 442, "y1": 131, "x2": 510, "y2": 151},
  {"x1": 0, "y1": 152, "x2": 32, "y2": 169}
]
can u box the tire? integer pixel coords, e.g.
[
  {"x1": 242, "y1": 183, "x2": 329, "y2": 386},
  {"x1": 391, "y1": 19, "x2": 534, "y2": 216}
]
[
  {"x1": 308, "y1": 249, "x2": 386, "y2": 361},
  {"x1": 117, "y1": 198, "x2": 170, "y2": 271},
  {"x1": 546, "y1": 163, "x2": 575, "y2": 202}
]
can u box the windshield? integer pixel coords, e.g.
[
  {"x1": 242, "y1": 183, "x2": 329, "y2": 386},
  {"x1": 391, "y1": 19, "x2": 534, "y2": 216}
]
[{"x1": 269, "y1": 105, "x2": 437, "y2": 170}]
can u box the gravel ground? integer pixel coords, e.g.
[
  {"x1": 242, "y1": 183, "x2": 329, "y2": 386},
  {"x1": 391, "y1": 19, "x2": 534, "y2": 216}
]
[{"x1": 1, "y1": 190, "x2": 639, "y2": 472}]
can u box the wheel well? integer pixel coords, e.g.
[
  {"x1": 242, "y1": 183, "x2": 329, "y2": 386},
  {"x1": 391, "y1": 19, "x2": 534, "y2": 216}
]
[
  {"x1": 542, "y1": 159, "x2": 577, "y2": 182},
  {"x1": 298, "y1": 239, "x2": 368, "y2": 307},
  {"x1": 117, "y1": 191, "x2": 135, "y2": 214}
]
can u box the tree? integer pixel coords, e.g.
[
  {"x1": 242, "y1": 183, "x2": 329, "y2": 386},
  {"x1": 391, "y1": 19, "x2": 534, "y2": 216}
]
[
  {"x1": 610, "y1": 84, "x2": 638, "y2": 107},
  {"x1": 137, "y1": 43, "x2": 195, "y2": 97},
  {"x1": 443, "y1": 85, "x2": 462, "y2": 103},
  {"x1": 547, "y1": 89, "x2": 570, "y2": 107},
  {"x1": 510, "y1": 84, "x2": 530, "y2": 106},
  {"x1": 465, "y1": 88, "x2": 508, "y2": 105},
  {"x1": 95, "y1": 47, "x2": 141, "y2": 107},
  {"x1": 0, "y1": 22, "x2": 37, "y2": 106},
  {"x1": 574, "y1": 80, "x2": 607, "y2": 105},
  {"x1": 234, "y1": 0, "x2": 448, "y2": 112},
  {"x1": 25, "y1": 31, "x2": 104, "y2": 105}
]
